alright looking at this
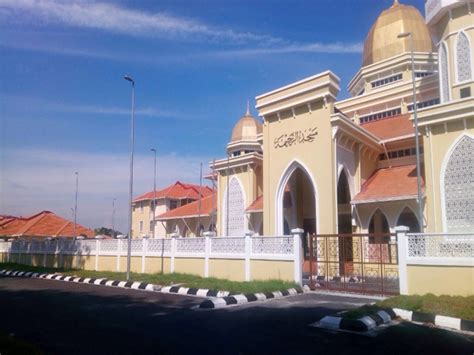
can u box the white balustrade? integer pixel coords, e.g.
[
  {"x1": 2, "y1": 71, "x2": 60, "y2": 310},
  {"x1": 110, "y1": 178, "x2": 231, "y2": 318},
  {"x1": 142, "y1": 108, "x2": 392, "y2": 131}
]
[
  {"x1": 176, "y1": 237, "x2": 206, "y2": 254},
  {"x1": 251, "y1": 236, "x2": 294, "y2": 255},
  {"x1": 210, "y1": 237, "x2": 245, "y2": 254}
]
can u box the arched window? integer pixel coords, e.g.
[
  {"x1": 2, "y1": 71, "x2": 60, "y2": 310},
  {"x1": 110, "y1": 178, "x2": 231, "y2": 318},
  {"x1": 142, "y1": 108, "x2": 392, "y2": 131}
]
[
  {"x1": 456, "y1": 32, "x2": 472, "y2": 83},
  {"x1": 369, "y1": 209, "x2": 390, "y2": 243},
  {"x1": 223, "y1": 177, "x2": 245, "y2": 236},
  {"x1": 443, "y1": 135, "x2": 474, "y2": 233},
  {"x1": 439, "y1": 42, "x2": 450, "y2": 103}
]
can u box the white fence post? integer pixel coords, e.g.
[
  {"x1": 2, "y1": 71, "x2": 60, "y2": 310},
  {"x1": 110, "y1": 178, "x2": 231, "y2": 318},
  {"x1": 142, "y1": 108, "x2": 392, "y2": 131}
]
[
  {"x1": 117, "y1": 239, "x2": 122, "y2": 272},
  {"x1": 291, "y1": 228, "x2": 304, "y2": 285},
  {"x1": 95, "y1": 239, "x2": 100, "y2": 271},
  {"x1": 203, "y1": 233, "x2": 211, "y2": 278},
  {"x1": 395, "y1": 226, "x2": 410, "y2": 295},
  {"x1": 170, "y1": 237, "x2": 176, "y2": 273},
  {"x1": 142, "y1": 237, "x2": 148, "y2": 273},
  {"x1": 244, "y1": 232, "x2": 252, "y2": 281}
]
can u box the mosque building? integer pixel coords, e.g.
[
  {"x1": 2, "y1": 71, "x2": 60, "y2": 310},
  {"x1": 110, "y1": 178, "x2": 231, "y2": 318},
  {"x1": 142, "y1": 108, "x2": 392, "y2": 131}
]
[{"x1": 134, "y1": 0, "x2": 473, "y2": 239}]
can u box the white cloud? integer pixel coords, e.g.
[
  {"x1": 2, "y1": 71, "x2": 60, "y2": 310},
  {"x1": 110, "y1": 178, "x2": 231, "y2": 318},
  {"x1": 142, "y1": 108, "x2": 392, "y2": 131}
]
[
  {"x1": 0, "y1": 148, "x2": 213, "y2": 233},
  {"x1": 2, "y1": 95, "x2": 192, "y2": 120},
  {"x1": 0, "y1": 0, "x2": 277, "y2": 43},
  {"x1": 210, "y1": 42, "x2": 363, "y2": 57}
]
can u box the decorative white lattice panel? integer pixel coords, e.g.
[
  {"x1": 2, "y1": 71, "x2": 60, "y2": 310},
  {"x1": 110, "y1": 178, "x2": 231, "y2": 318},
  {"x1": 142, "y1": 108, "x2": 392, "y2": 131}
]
[
  {"x1": 223, "y1": 177, "x2": 245, "y2": 236},
  {"x1": 408, "y1": 233, "x2": 474, "y2": 258},
  {"x1": 121, "y1": 239, "x2": 143, "y2": 252},
  {"x1": 147, "y1": 238, "x2": 171, "y2": 253},
  {"x1": 251, "y1": 236, "x2": 294, "y2": 255},
  {"x1": 80, "y1": 240, "x2": 96, "y2": 253},
  {"x1": 30, "y1": 240, "x2": 45, "y2": 253},
  {"x1": 440, "y1": 43, "x2": 450, "y2": 102},
  {"x1": 444, "y1": 136, "x2": 474, "y2": 233},
  {"x1": 100, "y1": 239, "x2": 119, "y2": 252},
  {"x1": 456, "y1": 32, "x2": 472, "y2": 82},
  {"x1": 210, "y1": 237, "x2": 245, "y2": 254},
  {"x1": 45, "y1": 240, "x2": 58, "y2": 253},
  {"x1": 176, "y1": 238, "x2": 206, "y2": 253}
]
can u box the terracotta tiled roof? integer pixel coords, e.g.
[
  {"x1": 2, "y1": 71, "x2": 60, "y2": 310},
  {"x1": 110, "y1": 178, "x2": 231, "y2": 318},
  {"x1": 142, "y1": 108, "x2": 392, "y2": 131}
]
[
  {"x1": 360, "y1": 114, "x2": 414, "y2": 141},
  {"x1": 246, "y1": 196, "x2": 263, "y2": 212},
  {"x1": 133, "y1": 181, "x2": 213, "y2": 203},
  {"x1": 0, "y1": 211, "x2": 95, "y2": 238},
  {"x1": 156, "y1": 193, "x2": 216, "y2": 220},
  {"x1": 353, "y1": 165, "x2": 424, "y2": 203}
]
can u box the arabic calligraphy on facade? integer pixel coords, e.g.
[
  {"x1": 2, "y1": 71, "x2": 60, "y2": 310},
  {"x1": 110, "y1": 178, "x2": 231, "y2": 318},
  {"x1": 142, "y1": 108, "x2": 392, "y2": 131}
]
[{"x1": 273, "y1": 127, "x2": 318, "y2": 148}]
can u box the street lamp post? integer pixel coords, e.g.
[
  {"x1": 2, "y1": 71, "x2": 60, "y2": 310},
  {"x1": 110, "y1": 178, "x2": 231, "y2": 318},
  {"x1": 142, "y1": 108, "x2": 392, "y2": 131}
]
[
  {"x1": 74, "y1": 172, "x2": 79, "y2": 238},
  {"x1": 124, "y1": 74, "x2": 135, "y2": 281},
  {"x1": 112, "y1": 198, "x2": 116, "y2": 239},
  {"x1": 398, "y1": 32, "x2": 424, "y2": 232},
  {"x1": 150, "y1": 148, "x2": 157, "y2": 239}
]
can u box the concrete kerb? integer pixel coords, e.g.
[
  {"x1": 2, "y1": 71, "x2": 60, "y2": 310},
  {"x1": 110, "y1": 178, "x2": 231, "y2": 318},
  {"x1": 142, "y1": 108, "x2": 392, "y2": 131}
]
[
  {"x1": 316, "y1": 307, "x2": 474, "y2": 334},
  {"x1": 1, "y1": 269, "x2": 303, "y2": 305},
  {"x1": 197, "y1": 287, "x2": 305, "y2": 309}
]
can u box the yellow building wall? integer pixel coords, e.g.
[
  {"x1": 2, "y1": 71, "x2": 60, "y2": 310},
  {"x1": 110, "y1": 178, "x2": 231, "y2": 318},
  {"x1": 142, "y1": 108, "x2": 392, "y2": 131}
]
[
  {"x1": 407, "y1": 265, "x2": 474, "y2": 296},
  {"x1": 98, "y1": 255, "x2": 117, "y2": 272},
  {"x1": 262, "y1": 99, "x2": 337, "y2": 235},
  {"x1": 144, "y1": 256, "x2": 171, "y2": 274},
  {"x1": 174, "y1": 258, "x2": 205, "y2": 277},
  {"x1": 423, "y1": 119, "x2": 474, "y2": 232},
  {"x1": 218, "y1": 165, "x2": 259, "y2": 235},
  {"x1": 209, "y1": 258, "x2": 246, "y2": 281},
  {"x1": 250, "y1": 260, "x2": 294, "y2": 281}
]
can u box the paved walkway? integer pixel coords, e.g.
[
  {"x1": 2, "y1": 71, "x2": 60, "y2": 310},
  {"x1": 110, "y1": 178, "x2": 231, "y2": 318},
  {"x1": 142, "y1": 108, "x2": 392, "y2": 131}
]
[{"x1": 1, "y1": 276, "x2": 473, "y2": 354}]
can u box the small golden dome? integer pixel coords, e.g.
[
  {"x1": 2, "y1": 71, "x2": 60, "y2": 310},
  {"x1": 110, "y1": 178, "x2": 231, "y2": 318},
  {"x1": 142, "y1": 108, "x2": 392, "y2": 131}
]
[
  {"x1": 230, "y1": 104, "x2": 262, "y2": 143},
  {"x1": 362, "y1": 0, "x2": 434, "y2": 66}
]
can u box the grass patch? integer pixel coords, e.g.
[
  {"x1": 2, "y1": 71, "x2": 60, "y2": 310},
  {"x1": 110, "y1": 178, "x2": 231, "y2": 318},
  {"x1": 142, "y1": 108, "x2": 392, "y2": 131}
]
[
  {"x1": 377, "y1": 294, "x2": 474, "y2": 321},
  {"x1": 0, "y1": 332, "x2": 44, "y2": 355},
  {"x1": 0, "y1": 262, "x2": 298, "y2": 295}
]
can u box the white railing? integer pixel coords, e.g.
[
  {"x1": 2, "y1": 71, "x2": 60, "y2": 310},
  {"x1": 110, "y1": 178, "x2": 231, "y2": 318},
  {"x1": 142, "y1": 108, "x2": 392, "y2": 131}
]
[
  {"x1": 407, "y1": 233, "x2": 474, "y2": 259},
  {"x1": 395, "y1": 227, "x2": 474, "y2": 295},
  {"x1": 0, "y1": 231, "x2": 304, "y2": 282}
]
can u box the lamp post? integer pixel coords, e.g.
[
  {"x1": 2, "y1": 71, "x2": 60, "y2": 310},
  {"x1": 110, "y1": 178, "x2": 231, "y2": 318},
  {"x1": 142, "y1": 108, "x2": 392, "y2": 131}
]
[
  {"x1": 74, "y1": 172, "x2": 79, "y2": 238},
  {"x1": 112, "y1": 198, "x2": 116, "y2": 239},
  {"x1": 124, "y1": 74, "x2": 135, "y2": 280},
  {"x1": 398, "y1": 32, "x2": 424, "y2": 232},
  {"x1": 150, "y1": 148, "x2": 157, "y2": 239}
]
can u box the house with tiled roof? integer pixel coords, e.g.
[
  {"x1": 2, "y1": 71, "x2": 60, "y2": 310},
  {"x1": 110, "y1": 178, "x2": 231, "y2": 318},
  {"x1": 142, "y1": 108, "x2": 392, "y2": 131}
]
[
  {"x1": 132, "y1": 181, "x2": 214, "y2": 238},
  {"x1": 0, "y1": 211, "x2": 95, "y2": 239}
]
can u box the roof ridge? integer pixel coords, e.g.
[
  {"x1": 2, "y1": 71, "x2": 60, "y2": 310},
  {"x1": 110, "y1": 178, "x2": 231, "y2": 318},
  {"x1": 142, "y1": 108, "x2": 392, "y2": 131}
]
[
  {"x1": 17, "y1": 211, "x2": 50, "y2": 235},
  {"x1": 55, "y1": 220, "x2": 71, "y2": 237}
]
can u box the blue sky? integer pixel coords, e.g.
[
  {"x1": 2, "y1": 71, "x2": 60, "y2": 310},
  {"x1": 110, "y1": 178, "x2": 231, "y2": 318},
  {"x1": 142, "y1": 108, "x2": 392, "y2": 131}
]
[{"x1": 0, "y1": 0, "x2": 425, "y2": 232}]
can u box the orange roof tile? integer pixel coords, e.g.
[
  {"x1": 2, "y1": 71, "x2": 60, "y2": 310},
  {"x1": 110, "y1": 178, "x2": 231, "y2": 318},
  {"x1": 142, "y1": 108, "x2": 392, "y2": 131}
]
[
  {"x1": 361, "y1": 114, "x2": 414, "y2": 141},
  {"x1": 0, "y1": 211, "x2": 95, "y2": 238},
  {"x1": 353, "y1": 165, "x2": 424, "y2": 203},
  {"x1": 133, "y1": 181, "x2": 213, "y2": 203},
  {"x1": 246, "y1": 196, "x2": 263, "y2": 212},
  {"x1": 156, "y1": 193, "x2": 216, "y2": 220}
]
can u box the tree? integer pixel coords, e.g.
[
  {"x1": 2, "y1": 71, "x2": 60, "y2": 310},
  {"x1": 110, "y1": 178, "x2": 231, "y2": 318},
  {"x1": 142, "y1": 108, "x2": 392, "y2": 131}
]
[{"x1": 94, "y1": 227, "x2": 122, "y2": 237}]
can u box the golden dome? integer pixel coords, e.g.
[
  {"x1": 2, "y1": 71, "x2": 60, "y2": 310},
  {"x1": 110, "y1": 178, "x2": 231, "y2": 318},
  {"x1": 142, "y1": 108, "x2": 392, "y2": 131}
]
[
  {"x1": 362, "y1": 0, "x2": 434, "y2": 66},
  {"x1": 230, "y1": 104, "x2": 262, "y2": 143}
]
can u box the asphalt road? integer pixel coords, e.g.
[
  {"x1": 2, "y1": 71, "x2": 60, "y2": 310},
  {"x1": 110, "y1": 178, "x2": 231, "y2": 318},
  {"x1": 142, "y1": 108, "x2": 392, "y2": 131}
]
[{"x1": 1, "y1": 276, "x2": 473, "y2": 355}]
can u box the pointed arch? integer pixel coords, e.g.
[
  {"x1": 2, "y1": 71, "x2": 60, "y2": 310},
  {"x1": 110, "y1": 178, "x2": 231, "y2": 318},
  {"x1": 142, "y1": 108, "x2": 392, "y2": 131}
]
[
  {"x1": 439, "y1": 41, "x2": 450, "y2": 103},
  {"x1": 455, "y1": 30, "x2": 472, "y2": 83},
  {"x1": 276, "y1": 159, "x2": 319, "y2": 235},
  {"x1": 440, "y1": 133, "x2": 474, "y2": 233},
  {"x1": 396, "y1": 206, "x2": 420, "y2": 233},
  {"x1": 222, "y1": 176, "x2": 246, "y2": 236}
]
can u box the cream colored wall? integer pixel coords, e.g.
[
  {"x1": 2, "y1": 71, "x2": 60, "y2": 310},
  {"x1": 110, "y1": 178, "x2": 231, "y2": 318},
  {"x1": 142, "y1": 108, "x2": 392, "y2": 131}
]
[
  {"x1": 209, "y1": 258, "x2": 246, "y2": 281},
  {"x1": 250, "y1": 260, "x2": 294, "y2": 281},
  {"x1": 407, "y1": 265, "x2": 474, "y2": 296},
  {"x1": 174, "y1": 258, "x2": 205, "y2": 276},
  {"x1": 423, "y1": 119, "x2": 474, "y2": 232},
  {"x1": 132, "y1": 200, "x2": 151, "y2": 238},
  {"x1": 144, "y1": 256, "x2": 171, "y2": 274},
  {"x1": 165, "y1": 216, "x2": 213, "y2": 237},
  {"x1": 262, "y1": 100, "x2": 337, "y2": 235},
  {"x1": 432, "y1": 4, "x2": 473, "y2": 102}
]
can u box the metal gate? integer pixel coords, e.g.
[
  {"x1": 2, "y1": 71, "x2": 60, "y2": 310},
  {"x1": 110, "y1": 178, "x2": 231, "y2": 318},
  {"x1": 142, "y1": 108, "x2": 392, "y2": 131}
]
[{"x1": 306, "y1": 233, "x2": 399, "y2": 296}]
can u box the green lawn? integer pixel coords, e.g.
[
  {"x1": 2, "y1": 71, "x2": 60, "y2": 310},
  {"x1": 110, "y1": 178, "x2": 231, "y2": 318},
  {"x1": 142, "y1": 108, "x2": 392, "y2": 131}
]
[
  {"x1": 342, "y1": 294, "x2": 474, "y2": 321},
  {"x1": 0, "y1": 332, "x2": 44, "y2": 355},
  {"x1": 0, "y1": 262, "x2": 298, "y2": 295}
]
